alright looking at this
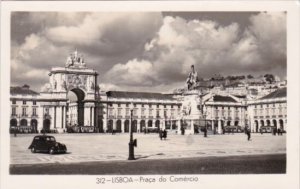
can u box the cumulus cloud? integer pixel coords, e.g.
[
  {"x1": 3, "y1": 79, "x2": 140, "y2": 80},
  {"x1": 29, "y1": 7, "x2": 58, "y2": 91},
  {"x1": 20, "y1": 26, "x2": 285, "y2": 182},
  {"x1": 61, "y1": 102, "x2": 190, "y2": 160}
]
[
  {"x1": 11, "y1": 12, "x2": 163, "y2": 91},
  {"x1": 11, "y1": 12, "x2": 286, "y2": 92},
  {"x1": 103, "y1": 59, "x2": 156, "y2": 86}
]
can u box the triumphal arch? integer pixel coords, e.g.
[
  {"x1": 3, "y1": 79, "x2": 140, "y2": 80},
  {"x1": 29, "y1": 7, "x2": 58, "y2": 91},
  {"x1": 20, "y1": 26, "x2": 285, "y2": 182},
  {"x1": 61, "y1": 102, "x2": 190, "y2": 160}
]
[{"x1": 40, "y1": 50, "x2": 99, "y2": 132}]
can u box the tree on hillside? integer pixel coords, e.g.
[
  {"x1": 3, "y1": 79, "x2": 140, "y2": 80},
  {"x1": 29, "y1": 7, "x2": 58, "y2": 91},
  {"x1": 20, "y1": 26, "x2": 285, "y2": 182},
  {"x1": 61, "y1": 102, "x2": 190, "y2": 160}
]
[{"x1": 264, "y1": 74, "x2": 275, "y2": 84}]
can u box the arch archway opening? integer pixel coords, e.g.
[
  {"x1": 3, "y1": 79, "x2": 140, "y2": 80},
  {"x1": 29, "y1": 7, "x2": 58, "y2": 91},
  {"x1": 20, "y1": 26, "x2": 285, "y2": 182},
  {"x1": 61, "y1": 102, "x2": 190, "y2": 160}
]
[
  {"x1": 107, "y1": 120, "x2": 113, "y2": 133},
  {"x1": 255, "y1": 120, "x2": 259, "y2": 133},
  {"x1": 43, "y1": 119, "x2": 51, "y2": 133},
  {"x1": 31, "y1": 119, "x2": 38, "y2": 133},
  {"x1": 260, "y1": 120, "x2": 264, "y2": 127},
  {"x1": 273, "y1": 120, "x2": 277, "y2": 129},
  {"x1": 140, "y1": 120, "x2": 145, "y2": 132},
  {"x1": 124, "y1": 120, "x2": 130, "y2": 133},
  {"x1": 155, "y1": 120, "x2": 160, "y2": 130},
  {"x1": 116, "y1": 120, "x2": 122, "y2": 132},
  {"x1": 20, "y1": 119, "x2": 28, "y2": 126},
  {"x1": 279, "y1": 119, "x2": 284, "y2": 130},
  {"x1": 132, "y1": 120, "x2": 137, "y2": 133},
  {"x1": 67, "y1": 88, "x2": 85, "y2": 127}
]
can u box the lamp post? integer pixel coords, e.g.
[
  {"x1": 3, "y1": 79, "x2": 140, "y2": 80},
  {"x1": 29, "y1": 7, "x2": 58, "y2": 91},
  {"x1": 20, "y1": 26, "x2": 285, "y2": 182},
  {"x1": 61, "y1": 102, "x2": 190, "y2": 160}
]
[
  {"x1": 203, "y1": 112, "x2": 207, "y2": 137},
  {"x1": 128, "y1": 102, "x2": 135, "y2": 160}
]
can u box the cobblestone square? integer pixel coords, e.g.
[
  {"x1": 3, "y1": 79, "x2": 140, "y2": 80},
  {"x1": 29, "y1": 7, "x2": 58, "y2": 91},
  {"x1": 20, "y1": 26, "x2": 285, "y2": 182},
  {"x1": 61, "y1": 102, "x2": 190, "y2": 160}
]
[{"x1": 10, "y1": 133, "x2": 286, "y2": 164}]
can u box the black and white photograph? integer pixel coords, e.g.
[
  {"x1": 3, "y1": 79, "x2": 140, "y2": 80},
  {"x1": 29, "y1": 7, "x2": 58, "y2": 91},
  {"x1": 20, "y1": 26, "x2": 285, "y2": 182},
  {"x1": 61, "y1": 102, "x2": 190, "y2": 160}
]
[{"x1": 1, "y1": 1, "x2": 299, "y2": 189}]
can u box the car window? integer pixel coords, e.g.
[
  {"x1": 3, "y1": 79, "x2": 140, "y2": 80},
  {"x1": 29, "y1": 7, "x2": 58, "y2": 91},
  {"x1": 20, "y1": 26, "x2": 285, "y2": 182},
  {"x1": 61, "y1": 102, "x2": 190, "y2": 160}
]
[{"x1": 46, "y1": 137, "x2": 56, "y2": 142}]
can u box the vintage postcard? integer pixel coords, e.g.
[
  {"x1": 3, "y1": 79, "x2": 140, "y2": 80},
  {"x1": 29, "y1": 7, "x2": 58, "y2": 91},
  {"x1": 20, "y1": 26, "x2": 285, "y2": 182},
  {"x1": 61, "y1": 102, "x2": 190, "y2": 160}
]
[{"x1": 1, "y1": 1, "x2": 299, "y2": 189}]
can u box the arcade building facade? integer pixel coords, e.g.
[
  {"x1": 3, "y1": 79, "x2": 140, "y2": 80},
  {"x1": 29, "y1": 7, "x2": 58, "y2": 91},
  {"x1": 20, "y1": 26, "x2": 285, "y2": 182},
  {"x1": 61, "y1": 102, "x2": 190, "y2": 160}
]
[{"x1": 9, "y1": 51, "x2": 287, "y2": 134}]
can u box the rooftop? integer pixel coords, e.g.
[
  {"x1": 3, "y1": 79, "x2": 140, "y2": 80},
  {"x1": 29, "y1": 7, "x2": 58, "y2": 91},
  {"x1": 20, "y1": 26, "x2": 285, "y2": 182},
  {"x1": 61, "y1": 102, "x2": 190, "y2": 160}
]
[
  {"x1": 106, "y1": 91, "x2": 175, "y2": 100},
  {"x1": 10, "y1": 85, "x2": 39, "y2": 95},
  {"x1": 213, "y1": 95, "x2": 237, "y2": 103},
  {"x1": 260, "y1": 87, "x2": 287, "y2": 100}
]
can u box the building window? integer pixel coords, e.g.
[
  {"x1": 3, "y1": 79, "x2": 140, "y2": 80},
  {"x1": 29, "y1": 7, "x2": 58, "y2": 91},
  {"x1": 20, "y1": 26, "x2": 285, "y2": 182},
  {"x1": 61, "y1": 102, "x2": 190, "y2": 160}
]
[
  {"x1": 273, "y1": 104, "x2": 275, "y2": 107},
  {"x1": 118, "y1": 108, "x2": 122, "y2": 116},
  {"x1": 228, "y1": 110, "x2": 231, "y2": 117},
  {"x1": 149, "y1": 109, "x2": 153, "y2": 116},
  {"x1": 32, "y1": 108, "x2": 37, "y2": 116},
  {"x1": 171, "y1": 105, "x2": 173, "y2": 108},
  {"x1": 157, "y1": 104, "x2": 159, "y2": 108},
  {"x1": 33, "y1": 101, "x2": 36, "y2": 105},
  {"x1": 118, "y1": 104, "x2": 121, "y2": 107},
  {"x1": 22, "y1": 107, "x2": 27, "y2": 116},
  {"x1": 108, "y1": 109, "x2": 113, "y2": 116},
  {"x1": 178, "y1": 105, "x2": 180, "y2": 109},
  {"x1": 156, "y1": 110, "x2": 160, "y2": 117},
  {"x1": 23, "y1": 100, "x2": 26, "y2": 105},
  {"x1": 126, "y1": 109, "x2": 130, "y2": 116},
  {"x1": 279, "y1": 107, "x2": 282, "y2": 115},
  {"x1": 12, "y1": 100, "x2": 16, "y2": 104},
  {"x1": 142, "y1": 104, "x2": 144, "y2": 107},
  {"x1": 109, "y1": 103, "x2": 113, "y2": 107},
  {"x1": 266, "y1": 104, "x2": 269, "y2": 108},
  {"x1": 171, "y1": 109, "x2": 174, "y2": 117},
  {"x1": 12, "y1": 107, "x2": 16, "y2": 115},
  {"x1": 134, "y1": 103, "x2": 137, "y2": 107},
  {"x1": 45, "y1": 108, "x2": 49, "y2": 115},
  {"x1": 126, "y1": 103, "x2": 129, "y2": 107},
  {"x1": 235, "y1": 110, "x2": 239, "y2": 118},
  {"x1": 164, "y1": 110, "x2": 167, "y2": 118},
  {"x1": 215, "y1": 109, "x2": 219, "y2": 117},
  {"x1": 164, "y1": 105, "x2": 166, "y2": 108},
  {"x1": 141, "y1": 109, "x2": 145, "y2": 116},
  {"x1": 133, "y1": 109, "x2": 137, "y2": 116},
  {"x1": 149, "y1": 104, "x2": 152, "y2": 108}
]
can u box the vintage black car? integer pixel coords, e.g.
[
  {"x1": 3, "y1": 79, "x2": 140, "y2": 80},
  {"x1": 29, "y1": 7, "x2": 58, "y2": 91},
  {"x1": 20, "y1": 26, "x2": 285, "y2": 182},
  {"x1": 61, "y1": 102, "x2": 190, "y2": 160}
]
[{"x1": 28, "y1": 135, "x2": 67, "y2": 154}]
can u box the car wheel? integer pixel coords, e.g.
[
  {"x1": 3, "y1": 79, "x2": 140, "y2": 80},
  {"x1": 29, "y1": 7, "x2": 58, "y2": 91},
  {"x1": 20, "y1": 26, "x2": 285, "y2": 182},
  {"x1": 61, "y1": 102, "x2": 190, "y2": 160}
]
[
  {"x1": 49, "y1": 148, "x2": 55, "y2": 155},
  {"x1": 31, "y1": 147, "x2": 36, "y2": 153}
]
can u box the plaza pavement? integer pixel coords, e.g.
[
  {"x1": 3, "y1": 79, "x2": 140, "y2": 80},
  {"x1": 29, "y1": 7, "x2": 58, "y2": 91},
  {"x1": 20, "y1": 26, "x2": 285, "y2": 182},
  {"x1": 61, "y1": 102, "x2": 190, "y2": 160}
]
[{"x1": 10, "y1": 132, "x2": 286, "y2": 165}]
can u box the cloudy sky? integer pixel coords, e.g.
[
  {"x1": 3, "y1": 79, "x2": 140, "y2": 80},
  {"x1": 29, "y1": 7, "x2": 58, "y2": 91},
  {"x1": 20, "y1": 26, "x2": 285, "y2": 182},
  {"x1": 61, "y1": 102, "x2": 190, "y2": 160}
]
[{"x1": 11, "y1": 11, "x2": 286, "y2": 93}]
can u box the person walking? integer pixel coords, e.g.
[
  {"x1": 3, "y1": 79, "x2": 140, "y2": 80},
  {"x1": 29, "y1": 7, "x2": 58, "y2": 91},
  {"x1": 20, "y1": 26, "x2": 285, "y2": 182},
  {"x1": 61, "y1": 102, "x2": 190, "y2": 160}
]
[
  {"x1": 159, "y1": 129, "x2": 163, "y2": 140},
  {"x1": 203, "y1": 127, "x2": 207, "y2": 138},
  {"x1": 163, "y1": 129, "x2": 167, "y2": 140},
  {"x1": 246, "y1": 126, "x2": 251, "y2": 141}
]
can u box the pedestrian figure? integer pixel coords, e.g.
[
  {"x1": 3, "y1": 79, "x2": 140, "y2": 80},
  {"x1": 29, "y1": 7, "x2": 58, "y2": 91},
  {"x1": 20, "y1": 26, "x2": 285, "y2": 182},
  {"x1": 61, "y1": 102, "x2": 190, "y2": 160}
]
[
  {"x1": 181, "y1": 126, "x2": 185, "y2": 135},
  {"x1": 14, "y1": 127, "x2": 17, "y2": 137},
  {"x1": 273, "y1": 128, "x2": 277, "y2": 136},
  {"x1": 203, "y1": 127, "x2": 207, "y2": 138},
  {"x1": 159, "y1": 129, "x2": 163, "y2": 140},
  {"x1": 245, "y1": 126, "x2": 251, "y2": 141},
  {"x1": 163, "y1": 129, "x2": 167, "y2": 140},
  {"x1": 278, "y1": 128, "x2": 282, "y2": 135}
]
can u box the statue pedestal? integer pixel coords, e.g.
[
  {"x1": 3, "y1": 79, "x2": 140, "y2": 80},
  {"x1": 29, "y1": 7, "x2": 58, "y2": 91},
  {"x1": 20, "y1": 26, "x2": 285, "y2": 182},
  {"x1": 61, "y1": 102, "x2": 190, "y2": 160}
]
[{"x1": 178, "y1": 90, "x2": 203, "y2": 134}]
